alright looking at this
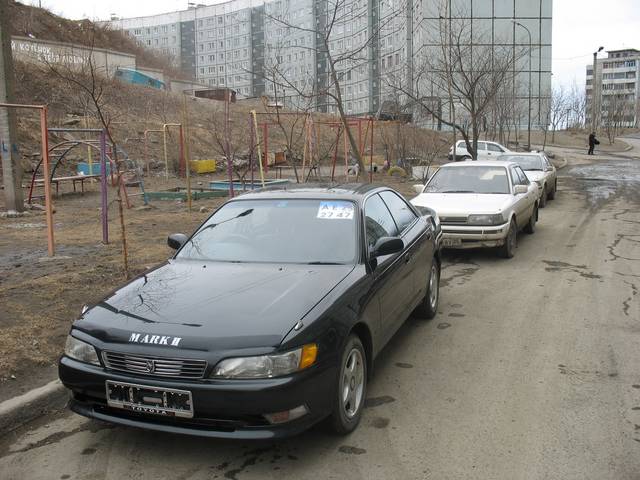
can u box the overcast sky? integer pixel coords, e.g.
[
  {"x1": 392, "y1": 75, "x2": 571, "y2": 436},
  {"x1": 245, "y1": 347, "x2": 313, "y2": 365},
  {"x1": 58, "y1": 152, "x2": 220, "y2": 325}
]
[{"x1": 30, "y1": 0, "x2": 640, "y2": 91}]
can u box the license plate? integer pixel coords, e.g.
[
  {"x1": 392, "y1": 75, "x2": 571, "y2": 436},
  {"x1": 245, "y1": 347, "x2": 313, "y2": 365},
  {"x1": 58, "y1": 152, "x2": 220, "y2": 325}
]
[
  {"x1": 442, "y1": 237, "x2": 462, "y2": 247},
  {"x1": 106, "y1": 381, "x2": 194, "y2": 418}
]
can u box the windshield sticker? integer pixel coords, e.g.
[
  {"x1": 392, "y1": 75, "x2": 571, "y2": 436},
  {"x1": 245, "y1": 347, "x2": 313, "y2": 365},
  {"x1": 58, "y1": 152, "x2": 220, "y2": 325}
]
[{"x1": 317, "y1": 201, "x2": 354, "y2": 220}]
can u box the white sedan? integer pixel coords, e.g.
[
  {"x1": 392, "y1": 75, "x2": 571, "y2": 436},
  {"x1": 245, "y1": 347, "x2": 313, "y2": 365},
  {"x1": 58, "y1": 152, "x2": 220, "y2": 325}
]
[
  {"x1": 498, "y1": 152, "x2": 557, "y2": 207},
  {"x1": 448, "y1": 140, "x2": 511, "y2": 161},
  {"x1": 411, "y1": 161, "x2": 539, "y2": 258}
]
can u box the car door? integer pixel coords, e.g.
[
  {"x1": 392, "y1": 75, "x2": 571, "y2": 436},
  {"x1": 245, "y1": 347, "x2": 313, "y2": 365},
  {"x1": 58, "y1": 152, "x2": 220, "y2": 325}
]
[
  {"x1": 363, "y1": 193, "x2": 410, "y2": 347},
  {"x1": 541, "y1": 154, "x2": 556, "y2": 186},
  {"x1": 476, "y1": 142, "x2": 488, "y2": 159},
  {"x1": 379, "y1": 190, "x2": 433, "y2": 320},
  {"x1": 511, "y1": 166, "x2": 535, "y2": 226},
  {"x1": 486, "y1": 142, "x2": 504, "y2": 158}
]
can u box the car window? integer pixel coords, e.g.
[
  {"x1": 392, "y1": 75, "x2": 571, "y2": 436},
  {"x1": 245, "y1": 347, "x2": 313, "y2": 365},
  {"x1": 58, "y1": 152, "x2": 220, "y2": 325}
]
[
  {"x1": 364, "y1": 194, "x2": 399, "y2": 249},
  {"x1": 516, "y1": 166, "x2": 530, "y2": 185},
  {"x1": 477, "y1": 142, "x2": 487, "y2": 151},
  {"x1": 487, "y1": 143, "x2": 503, "y2": 152},
  {"x1": 511, "y1": 167, "x2": 529, "y2": 186},
  {"x1": 541, "y1": 155, "x2": 552, "y2": 169},
  {"x1": 379, "y1": 191, "x2": 417, "y2": 234},
  {"x1": 502, "y1": 155, "x2": 543, "y2": 171},
  {"x1": 425, "y1": 166, "x2": 510, "y2": 194},
  {"x1": 176, "y1": 199, "x2": 357, "y2": 264}
]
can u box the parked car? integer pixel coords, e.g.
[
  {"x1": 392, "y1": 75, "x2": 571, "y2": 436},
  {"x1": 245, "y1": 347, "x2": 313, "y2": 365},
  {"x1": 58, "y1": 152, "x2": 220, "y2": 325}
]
[
  {"x1": 59, "y1": 185, "x2": 441, "y2": 439},
  {"x1": 411, "y1": 161, "x2": 539, "y2": 258},
  {"x1": 448, "y1": 140, "x2": 511, "y2": 161},
  {"x1": 498, "y1": 152, "x2": 557, "y2": 207}
]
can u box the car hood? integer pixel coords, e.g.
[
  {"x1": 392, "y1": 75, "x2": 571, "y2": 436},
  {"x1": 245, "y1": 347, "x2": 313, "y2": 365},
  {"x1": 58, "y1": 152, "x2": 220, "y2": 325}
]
[
  {"x1": 523, "y1": 170, "x2": 545, "y2": 182},
  {"x1": 411, "y1": 193, "x2": 513, "y2": 216},
  {"x1": 75, "y1": 260, "x2": 355, "y2": 351}
]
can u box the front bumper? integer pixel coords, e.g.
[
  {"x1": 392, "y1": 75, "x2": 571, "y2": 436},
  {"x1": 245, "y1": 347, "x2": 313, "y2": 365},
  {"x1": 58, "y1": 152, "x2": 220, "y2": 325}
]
[
  {"x1": 440, "y1": 223, "x2": 509, "y2": 249},
  {"x1": 59, "y1": 355, "x2": 336, "y2": 439}
]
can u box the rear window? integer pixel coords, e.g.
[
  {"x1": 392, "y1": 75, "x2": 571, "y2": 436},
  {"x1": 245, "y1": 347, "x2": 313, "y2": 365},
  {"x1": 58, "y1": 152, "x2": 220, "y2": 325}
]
[{"x1": 425, "y1": 166, "x2": 510, "y2": 194}]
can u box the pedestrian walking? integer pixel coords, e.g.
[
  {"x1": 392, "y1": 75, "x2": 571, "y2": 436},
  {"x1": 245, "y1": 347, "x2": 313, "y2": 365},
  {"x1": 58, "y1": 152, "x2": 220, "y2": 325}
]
[{"x1": 588, "y1": 132, "x2": 600, "y2": 155}]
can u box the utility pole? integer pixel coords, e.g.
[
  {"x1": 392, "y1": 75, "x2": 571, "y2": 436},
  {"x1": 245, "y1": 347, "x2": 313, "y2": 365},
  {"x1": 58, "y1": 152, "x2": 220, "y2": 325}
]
[
  {"x1": 0, "y1": 0, "x2": 25, "y2": 212},
  {"x1": 591, "y1": 46, "x2": 604, "y2": 133}
]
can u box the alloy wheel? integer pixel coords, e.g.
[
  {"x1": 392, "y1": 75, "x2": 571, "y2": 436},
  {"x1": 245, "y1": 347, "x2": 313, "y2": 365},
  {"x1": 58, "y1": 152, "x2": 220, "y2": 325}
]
[{"x1": 341, "y1": 348, "x2": 365, "y2": 419}]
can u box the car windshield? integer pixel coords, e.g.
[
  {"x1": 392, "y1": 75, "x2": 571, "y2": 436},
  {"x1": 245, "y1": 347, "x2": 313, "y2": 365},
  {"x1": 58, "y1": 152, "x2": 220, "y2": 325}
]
[
  {"x1": 501, "y1": 155, "x2": 543, "y2": 171},
  {"x1": 424, "y1": 166, "x2": 510, "y2": 194},
  {"x1": 176, "y1": 199, "x2": 358, "y2": 264}
]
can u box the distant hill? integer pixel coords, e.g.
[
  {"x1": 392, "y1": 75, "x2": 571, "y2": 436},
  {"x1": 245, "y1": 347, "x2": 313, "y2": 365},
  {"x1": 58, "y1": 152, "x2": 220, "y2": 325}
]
[{"x1": 7, "y1": 0, "x2": 185, "y2": 78}]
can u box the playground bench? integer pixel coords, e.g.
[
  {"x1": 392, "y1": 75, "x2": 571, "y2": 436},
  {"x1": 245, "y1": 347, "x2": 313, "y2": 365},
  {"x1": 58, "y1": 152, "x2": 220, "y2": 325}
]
[{"x1": 33, "y1": 174, "x2": 101, "y2": 196}]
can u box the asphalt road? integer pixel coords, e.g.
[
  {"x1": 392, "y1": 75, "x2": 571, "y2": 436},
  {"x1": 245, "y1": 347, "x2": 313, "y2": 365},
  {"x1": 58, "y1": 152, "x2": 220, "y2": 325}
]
[{"x1": 1, "y1": 144, "x2": 639, "y2": 480}]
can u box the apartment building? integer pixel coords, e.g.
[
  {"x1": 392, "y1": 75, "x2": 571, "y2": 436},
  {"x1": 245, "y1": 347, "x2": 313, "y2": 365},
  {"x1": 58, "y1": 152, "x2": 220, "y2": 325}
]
[
  {"x1": 586, "y1": 49, "x2": 639, "y2": 128},
  {"x1": 107, "y1": 0, "x2": 553, "y2": 128}
]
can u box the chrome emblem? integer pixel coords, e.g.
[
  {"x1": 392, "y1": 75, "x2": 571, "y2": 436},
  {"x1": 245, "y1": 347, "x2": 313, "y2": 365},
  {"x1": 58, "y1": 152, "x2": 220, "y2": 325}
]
[{"x1": 144, "y1": 360, "x2": 155, "y2": 373}]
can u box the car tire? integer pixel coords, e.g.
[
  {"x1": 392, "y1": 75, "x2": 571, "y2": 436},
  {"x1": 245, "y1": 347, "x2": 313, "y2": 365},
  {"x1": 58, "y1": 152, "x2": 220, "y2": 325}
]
[
  {"x1": 414, "y1": 257, "x2": 440, "y2": 319},
  {"x1": 548, "y1": 180, "x2": 557, "y2": 200},
  {"x1": 499, "y1": 218, "x2": 517, "y2": 258},
  {"x1": 461, "y1": 156, "x2": 471, "y2": 162},
  {"x1": 539, "y1": 185, "x2": 547, "y2": 208},
  {"x1": 328, "y1": 334, "x2": 367, "y2": 435},
  {"x1": 524, "y1": 204, "x2": 537, "y2": 234}
]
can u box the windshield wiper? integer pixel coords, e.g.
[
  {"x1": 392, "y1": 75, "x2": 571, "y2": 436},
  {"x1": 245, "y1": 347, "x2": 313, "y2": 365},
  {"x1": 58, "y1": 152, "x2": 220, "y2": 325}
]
[
  {"x1": 307, "y1": 261, "x2": 344, "y2": 265},
  {"x1": 441, "y1": 190, "x2": 475, "y2": 193},
  {"x1": 196, "y1": 208, "x2": 254, "y2": 234}
]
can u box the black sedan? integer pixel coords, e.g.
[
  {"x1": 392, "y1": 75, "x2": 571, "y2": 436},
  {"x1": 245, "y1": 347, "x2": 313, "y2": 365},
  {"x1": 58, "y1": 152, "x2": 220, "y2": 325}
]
[{"x1": 59, "y1": 184, "x2": 441, "y2": 439}]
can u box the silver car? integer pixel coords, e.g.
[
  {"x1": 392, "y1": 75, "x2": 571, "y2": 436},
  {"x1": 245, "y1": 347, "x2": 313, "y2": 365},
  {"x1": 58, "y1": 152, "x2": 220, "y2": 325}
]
[
  {"x1": 411, "y1": 161, "x2": 539, "y2": 258},
  {"x1": 498, "y1": 152, "x2": 557, "y2": 207}
]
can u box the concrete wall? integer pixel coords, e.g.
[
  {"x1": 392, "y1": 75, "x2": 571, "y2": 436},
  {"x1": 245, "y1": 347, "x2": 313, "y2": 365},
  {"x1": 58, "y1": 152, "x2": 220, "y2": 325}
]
[
  {"x1": 170, "y1": 79, "x2": 209, "y2": 93},
  {"x1": 11, "y1": 36, "x2": 136, "y2": 76}
]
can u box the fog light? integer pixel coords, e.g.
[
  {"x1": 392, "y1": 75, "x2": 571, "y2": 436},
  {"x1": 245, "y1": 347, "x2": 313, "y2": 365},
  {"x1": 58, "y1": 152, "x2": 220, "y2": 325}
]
[{"x1": 264, "y1": 405, "x2": 309, "y2": 424}]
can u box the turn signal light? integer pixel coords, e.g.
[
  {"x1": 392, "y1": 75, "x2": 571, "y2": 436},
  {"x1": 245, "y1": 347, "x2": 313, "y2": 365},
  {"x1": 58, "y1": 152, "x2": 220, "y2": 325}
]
[{"x1": 299, "y1": 343, "x2": 318, "y2": 370}]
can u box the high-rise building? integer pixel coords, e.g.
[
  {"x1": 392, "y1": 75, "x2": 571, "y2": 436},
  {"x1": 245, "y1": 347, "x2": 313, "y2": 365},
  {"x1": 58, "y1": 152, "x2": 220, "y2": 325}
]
[
  {"x1": 107, "y1": 0, "x2": 553, "y2": 129},
  {"x1": 586, "y1": 49, "x2": 639, "y2": 129}
]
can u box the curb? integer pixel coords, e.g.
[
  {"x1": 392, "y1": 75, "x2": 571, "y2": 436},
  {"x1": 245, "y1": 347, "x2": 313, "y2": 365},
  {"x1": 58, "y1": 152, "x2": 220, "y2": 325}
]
[{"x1": 0, "y1": 379, "x2": 68, "y2": 433}]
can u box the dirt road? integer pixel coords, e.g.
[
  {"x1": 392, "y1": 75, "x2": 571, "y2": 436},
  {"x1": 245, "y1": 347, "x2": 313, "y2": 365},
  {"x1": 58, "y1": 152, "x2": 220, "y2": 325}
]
[{"x1": 1, "y1": 147, "x2": 639, "y2": 479}]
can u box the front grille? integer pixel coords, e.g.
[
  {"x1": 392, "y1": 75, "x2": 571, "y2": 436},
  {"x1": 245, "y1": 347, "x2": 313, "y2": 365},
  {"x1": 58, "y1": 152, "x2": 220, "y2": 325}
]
[
  {"x1": 102, "y1": 351, "x2": 207, "y2": 379},
  {"x1": 440, "y1": 216, "x2": 468, "y2": 225}
]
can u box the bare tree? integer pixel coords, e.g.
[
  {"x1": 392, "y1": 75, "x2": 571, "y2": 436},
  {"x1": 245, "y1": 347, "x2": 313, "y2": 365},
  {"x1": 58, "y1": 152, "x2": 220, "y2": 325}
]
[
  {"x1": 42, "y1": 29, "x2": 131, "y2": 276},
  {"x1": 538, "y1": 86, "x2": 568, "y2": 148},
  {"x1": 260, "y1": 0, "x2": 402, "y2": 173},
  {"x1": 602, "y1": 92, "x2": 635, "y2": 144},
  {"x1": 260, "y1": 56, "x2": 317, "y2": 182},
  {"x1": 385, "y1": 8, "x2": 523, "y2": 159},
  {"x1": 567, "y1": 81, "x2": 587, "y2": 130}
]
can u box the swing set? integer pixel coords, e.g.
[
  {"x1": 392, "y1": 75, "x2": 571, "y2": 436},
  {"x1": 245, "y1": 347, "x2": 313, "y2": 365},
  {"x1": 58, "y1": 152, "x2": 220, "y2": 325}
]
[{"x1": 248, "y1": 111, "x2": 376, "y2": 184}]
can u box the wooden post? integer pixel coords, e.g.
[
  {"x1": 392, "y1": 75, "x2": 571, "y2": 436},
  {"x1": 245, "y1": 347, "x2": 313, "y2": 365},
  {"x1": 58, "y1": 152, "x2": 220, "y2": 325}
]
[
  {"x1": 40, "y1": 107, "x2": 54, "y2": 256},
  {"x1": 100, "y1": 129, "x2": 108, "y2": 244}
]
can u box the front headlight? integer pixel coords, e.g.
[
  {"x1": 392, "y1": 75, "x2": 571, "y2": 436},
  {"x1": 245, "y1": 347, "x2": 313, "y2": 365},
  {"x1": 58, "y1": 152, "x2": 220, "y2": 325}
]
[
  {"x1": 64, "y1": 335, "x2": 100, "y2": 366},
  {"x1": 212, "y1": 344, "x2": 318, "y2": 379},
  {"x1": 467, "y1": 214, "x2": 505, "y2": 226}
]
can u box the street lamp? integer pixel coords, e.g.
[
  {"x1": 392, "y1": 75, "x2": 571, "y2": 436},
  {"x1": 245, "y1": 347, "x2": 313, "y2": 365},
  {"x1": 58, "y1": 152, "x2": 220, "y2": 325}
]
[
  {"x1": 512, "y1": 20, "x2": 532, "y2": 151},
  {"x1": 591, "y1": 46, "x2": 604, "y2": 132}
]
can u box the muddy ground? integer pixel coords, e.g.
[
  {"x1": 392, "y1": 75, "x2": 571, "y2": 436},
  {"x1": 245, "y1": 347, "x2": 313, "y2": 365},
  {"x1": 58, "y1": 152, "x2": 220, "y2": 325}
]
[{"x1": 0, "y1": 171, "x2": 417, "y2": 401}]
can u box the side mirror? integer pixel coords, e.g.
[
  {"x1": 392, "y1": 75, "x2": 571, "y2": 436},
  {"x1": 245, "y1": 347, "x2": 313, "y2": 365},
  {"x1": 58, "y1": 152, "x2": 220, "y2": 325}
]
[
  {"x1": 371, "y1": 236, "x2": 404, "y2": 258},
  {"x1": 413, "y1": 184, "x2": 424, "y2": 194},
  {"x1": 168, "y1": 233, "x2": 188, "y2": 250},
  {"x1": 513, "y1": 185, "x2": 528, "y2": 195}
]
